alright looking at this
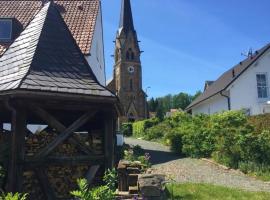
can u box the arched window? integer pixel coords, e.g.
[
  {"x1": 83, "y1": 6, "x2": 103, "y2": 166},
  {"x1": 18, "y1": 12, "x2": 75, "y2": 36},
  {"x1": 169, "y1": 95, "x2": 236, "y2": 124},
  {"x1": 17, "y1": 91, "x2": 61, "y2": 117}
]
[
  {"x1": 126, "y1": 51, "x2": 130, "y2": 60},
  {"x1": 130, "y1": 79, "x2": 133, "y2": 91},
  {"x1": 131, "y1": 52, "x2": 135, "y2": 60}
]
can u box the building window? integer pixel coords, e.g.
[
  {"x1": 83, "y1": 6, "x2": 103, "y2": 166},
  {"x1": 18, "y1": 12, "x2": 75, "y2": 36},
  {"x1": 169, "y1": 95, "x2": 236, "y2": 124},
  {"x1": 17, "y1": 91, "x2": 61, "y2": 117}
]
[
  {"x1": 256, "y1": 73, "x2": 268, "y2": 99},
  {"x1": 126, "y1": 51, "x2": 130, "y2": 60},
  {"x1": 0, "y1": 19, "x2": 12, "y2": 40}
]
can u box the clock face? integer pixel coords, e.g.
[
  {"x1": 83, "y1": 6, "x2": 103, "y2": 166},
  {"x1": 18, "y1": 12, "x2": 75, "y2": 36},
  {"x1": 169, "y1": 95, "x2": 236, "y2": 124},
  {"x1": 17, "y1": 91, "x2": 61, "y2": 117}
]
[{"x1": 128, "y1": 66, "x2": 135, "y2": 74}]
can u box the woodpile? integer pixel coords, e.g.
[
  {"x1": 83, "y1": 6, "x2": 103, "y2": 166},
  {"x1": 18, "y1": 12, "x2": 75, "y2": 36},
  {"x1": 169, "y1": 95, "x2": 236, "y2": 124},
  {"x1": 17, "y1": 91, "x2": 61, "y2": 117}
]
[{"x1": 21, "y1": 130, "x2": 104, "y2": 199}]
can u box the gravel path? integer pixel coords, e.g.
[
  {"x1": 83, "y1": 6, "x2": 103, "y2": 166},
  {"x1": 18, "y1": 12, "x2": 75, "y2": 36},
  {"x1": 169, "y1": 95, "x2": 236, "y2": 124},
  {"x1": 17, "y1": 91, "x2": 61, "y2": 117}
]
[{"x1": 124, "y1": 137, "x2": 270, "y2": 192}]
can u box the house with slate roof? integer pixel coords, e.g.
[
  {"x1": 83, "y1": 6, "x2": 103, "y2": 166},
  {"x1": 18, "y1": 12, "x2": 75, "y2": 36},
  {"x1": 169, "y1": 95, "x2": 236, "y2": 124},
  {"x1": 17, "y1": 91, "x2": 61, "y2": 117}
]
[
  {"x1": 0, "y1": 0, "x2": 106, "y2": 85},
  {"x1": 0, "y1": 0, "x2": 120, "y2": 197},
  {"x1": 186, "y1": 44, "x2": 270, "y2": 116}
]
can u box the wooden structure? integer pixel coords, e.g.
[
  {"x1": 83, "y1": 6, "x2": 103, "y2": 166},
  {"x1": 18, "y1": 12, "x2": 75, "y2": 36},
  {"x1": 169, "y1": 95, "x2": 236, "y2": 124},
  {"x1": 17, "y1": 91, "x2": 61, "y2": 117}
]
[{"x1": 0, "y1": 2, "x2": 121, "y2": 199}]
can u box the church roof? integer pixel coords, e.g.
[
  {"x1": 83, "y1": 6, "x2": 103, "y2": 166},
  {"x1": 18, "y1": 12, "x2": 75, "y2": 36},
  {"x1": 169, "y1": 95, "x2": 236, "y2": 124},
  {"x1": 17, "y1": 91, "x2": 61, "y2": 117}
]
[
  {"x1": 119, "y1": 0, "x2": 134, "y2": 33},
  {"x1": 0, "y1": 2, "x2": 114, "y2": 97},
  {"x1": 186, "y1": 43, "x2": 270, "y2": 111},
  {"x1": 0, "y1": 0, "x2": 99, "y2": 56}
]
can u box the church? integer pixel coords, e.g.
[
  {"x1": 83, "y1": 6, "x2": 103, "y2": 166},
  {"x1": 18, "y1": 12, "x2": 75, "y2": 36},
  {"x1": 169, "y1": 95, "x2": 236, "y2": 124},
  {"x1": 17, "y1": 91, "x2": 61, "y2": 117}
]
[{"x1": 107, "y1": 0, "x2": 148, "y2": 123}]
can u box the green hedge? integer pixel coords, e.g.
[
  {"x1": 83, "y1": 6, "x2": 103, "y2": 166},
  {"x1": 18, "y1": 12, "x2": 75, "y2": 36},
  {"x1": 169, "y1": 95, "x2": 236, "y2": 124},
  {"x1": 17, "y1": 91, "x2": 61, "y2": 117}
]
[
  {"x1": 121, "y1": 123, "x2": 133, "y2": 137},
  {"x1": 134, "y1": 111, "x2": 270, "y2": 173},
  {"x1": 132, "y1": 118, "x2": 159, "y2": 138}
]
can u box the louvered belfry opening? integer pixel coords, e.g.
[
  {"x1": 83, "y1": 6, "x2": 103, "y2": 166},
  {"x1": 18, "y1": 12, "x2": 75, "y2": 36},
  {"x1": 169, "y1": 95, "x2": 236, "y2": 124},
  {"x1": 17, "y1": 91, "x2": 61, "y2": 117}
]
[{"x1": 0, "y1": 2, "x2": 119, "y2": 199}]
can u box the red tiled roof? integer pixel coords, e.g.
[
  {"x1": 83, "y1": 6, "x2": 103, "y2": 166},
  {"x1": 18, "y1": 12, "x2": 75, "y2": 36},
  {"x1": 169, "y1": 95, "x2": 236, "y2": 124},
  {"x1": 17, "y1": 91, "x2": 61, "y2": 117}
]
[{"x1": 0, "y1": 0, "x2": 99, "y2": 55}]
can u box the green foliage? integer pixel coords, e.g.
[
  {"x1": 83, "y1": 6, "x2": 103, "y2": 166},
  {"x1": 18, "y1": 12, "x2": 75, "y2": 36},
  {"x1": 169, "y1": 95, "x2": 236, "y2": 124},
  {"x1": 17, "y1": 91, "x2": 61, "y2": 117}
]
[
  {"x1": 248, "y1": 113, "x2": 270, "y2": 134},
  {"x1": 165, "y1": 183, "x2": 270, "y2": 200},
  {"x1": 132, "y1": 118, "x2": 159, "y2": 138},
  {"x1": 0, "y1": 193, "x2": 27, "y2": 200},
  {"x1": 211, "y1": 111, "x2": 253, "y2": 168},
  {"x1": 123, "y1": 145, "x2": 151, "y2": 170},
  {"x1": 70, "y1": 179, "x2": 115, "y2": 200},
  {"x1": 239, "y1": 161, "x2": 270, "y2": 181},
  {"x1": 164, "y1": 128, "x2": 183, "y2": 154},
  {"x1": 103, "y1": 168, "x2": 117, "y2": 191},
  {"x1": 120, "y1": 123, "x2": 133, "y2": 137},
  {"x1": 147, "y1": 91, "x2": 202, "y2": 116},
  {"x1": 182, "y1": 114, "x2": 215, "y2": 158},
  {"x1": 144, "y1": 122, "x2": 171, "y2": 141}
]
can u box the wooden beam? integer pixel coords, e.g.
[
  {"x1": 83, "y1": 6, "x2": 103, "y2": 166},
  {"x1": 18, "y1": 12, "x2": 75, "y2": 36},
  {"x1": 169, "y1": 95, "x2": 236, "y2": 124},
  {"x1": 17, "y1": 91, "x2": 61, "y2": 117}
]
[
  {"x1": 35, "y1": 168, "x2": 56, "y2": 200},
  {"x1": 7, "y1": 107, "x2": 27, "y2": 192},
  {"x1": 23, "y1": 155, "x2": 105, "y2": 167},
  {"x1": 104, "y1": 113, "x2": 115, "y2": 169},
  {"x1": 86, "y1": 165, "x2": 100, "y2": 185},
  {"x1": 29, "y1": 105, "x2": 94, "y2": 155}
]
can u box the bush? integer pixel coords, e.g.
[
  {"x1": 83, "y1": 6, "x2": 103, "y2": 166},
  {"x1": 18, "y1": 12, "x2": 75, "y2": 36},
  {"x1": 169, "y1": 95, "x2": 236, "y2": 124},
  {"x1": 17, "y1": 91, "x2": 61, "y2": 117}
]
[
  {"x1": 144, "y1": 122, "x2": 171, "y2": 141},
  {"x1": 132, "y1": 118, "x2": 159, "y2": 138},
  {"x1": 211, "y1": 111, "x2": 254, "y2": 168},
  {"x1": 0, "y1": 193, "x2": 27, "y2": 200},
  {"x1": 103, "y1": 168, "x2": 117, "y2": 191},
  {"x1": 121, "y1": 123, "x2": 133, "y2": 137},
  {"x1": 182, "y1": 114, "x2": 215, "y2": 158},
  {"x1": 71, "y1": 179, "x2": 115, "y2": 200},
  {"x1": 164, "y1": 128, "x2": 183, "y2": 154},
  {"x1": 248, "y1": 113, "x2": 270, "y2": 134}
]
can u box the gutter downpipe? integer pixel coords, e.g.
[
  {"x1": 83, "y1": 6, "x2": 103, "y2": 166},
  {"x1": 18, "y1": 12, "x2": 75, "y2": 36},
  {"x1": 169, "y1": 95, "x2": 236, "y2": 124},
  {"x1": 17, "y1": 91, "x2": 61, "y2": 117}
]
[{"x1": 220, "y1": 91, "x2": 231, "y2": 110}]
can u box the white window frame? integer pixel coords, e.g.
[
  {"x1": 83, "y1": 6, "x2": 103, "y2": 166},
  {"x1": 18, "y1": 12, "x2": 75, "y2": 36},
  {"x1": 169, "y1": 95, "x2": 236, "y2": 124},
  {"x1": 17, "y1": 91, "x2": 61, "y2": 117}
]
[
  {"x1": 0, "y1": 19, "x2": 12, "y2": 40},
  {"x1": 256, "y1": 73, "x2": 269, "y2": 100}
]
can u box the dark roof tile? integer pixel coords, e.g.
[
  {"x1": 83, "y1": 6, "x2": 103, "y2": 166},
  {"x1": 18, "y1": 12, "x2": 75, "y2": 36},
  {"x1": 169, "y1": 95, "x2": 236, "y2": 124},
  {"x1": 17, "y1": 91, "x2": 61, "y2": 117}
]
[{"x1": 0, "y1": 2, "x2": 114, "y2": 98}]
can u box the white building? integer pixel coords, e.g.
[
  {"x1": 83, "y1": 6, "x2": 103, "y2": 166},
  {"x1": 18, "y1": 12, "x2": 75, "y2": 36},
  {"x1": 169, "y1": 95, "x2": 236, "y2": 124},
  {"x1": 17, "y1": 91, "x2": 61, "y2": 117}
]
[{"x1": 186, "y1": 44, "x2": 270, "y2": 116}]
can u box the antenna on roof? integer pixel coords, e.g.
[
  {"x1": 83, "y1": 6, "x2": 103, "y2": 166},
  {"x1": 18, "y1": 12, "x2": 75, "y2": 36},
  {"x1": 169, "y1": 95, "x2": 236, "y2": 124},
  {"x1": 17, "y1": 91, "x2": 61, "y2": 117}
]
[{"x1": 241, "y1": 47, "x2": 253, "y2": 59}]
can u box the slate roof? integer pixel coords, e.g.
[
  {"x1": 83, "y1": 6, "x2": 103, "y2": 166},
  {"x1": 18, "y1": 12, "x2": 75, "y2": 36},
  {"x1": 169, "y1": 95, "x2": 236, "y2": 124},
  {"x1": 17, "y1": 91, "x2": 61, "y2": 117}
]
[
  {"x1": 0, "y1": 0, "x2": 99, "y2": 56},
  {"x1": 0, "y1": 2, "x2": 114, "y2": 97},
  {"x1": 186, "y1": 43, "x2": 270, "y2": 110}
]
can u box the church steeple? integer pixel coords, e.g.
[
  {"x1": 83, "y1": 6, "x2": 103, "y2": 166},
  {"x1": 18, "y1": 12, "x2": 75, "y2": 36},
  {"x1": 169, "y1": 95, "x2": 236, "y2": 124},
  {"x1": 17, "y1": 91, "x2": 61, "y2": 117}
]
[{"x1": 119, "y1": 0, "x2": 134, "y2": 33}]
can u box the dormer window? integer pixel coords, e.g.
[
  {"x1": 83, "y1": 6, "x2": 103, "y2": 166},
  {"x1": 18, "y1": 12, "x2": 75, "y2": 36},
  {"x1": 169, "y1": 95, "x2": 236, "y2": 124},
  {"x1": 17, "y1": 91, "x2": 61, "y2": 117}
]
[{"x1": 0, "y1": 19, "x2": 12, "y2": 41}]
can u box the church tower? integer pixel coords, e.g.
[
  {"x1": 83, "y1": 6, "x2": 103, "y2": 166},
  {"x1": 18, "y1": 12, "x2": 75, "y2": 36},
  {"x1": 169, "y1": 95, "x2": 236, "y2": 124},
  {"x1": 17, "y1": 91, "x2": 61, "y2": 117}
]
[{"x1": 107, "y1": 0, "x2": 147, "y2": 122}]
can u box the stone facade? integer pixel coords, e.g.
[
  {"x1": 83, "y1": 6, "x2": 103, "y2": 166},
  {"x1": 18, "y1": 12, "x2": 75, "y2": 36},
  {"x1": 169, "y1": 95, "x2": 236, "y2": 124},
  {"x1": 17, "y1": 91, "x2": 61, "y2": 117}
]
[{"x1": 107, "y1": 0, "x2": 147, "y2": 123}]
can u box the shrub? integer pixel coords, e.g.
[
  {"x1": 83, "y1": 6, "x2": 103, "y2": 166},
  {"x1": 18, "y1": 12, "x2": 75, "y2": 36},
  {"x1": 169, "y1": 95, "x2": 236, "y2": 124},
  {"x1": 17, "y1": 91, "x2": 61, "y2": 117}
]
[
  {"x1": 103, "y1": 168, "x2": 117, "y2": 191},
  {"x1": 71, "y1": 179, "x2": 115, "y2": 200},
  {"x1": 211, "y1": 111, "x2": 254, "y2": 168},
  {"x1": 248, "y1": 113, "x2": 270, "y2": 134},
  {"x1": 164, "y1": 128, "x2": 183, "y2": 154},
  {"x1": 182, "y1": 114, "x2": 215, "y2": 158},
  {"x1": 144, "y1": 122, "x2": 171, "y2": 141},
  {"x1": 0, "y1": 193, "x2": 27, "y2": 200},
  {"x1": 132, "y1": 118, "x2": 159, "y2": 138},
  {"x1": 121, "y1": 123, "x2": 133, "y2": 137}
]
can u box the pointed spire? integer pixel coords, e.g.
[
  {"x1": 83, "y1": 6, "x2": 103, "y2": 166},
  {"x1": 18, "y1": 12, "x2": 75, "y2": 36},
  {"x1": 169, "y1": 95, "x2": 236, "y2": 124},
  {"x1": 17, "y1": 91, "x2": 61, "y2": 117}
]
[{"x1": 119, "y1": 0, "x2": 134, "y2": 33}]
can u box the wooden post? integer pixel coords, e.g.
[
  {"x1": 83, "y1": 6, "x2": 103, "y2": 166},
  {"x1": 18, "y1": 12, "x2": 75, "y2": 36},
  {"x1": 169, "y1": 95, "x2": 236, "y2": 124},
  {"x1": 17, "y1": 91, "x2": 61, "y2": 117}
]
[
  {"x1": 7, "y1": 106, "x2": 27, "y2": 192},
  {"x1": 104, "y1": 112, "x2": 115, "y2": 169}
]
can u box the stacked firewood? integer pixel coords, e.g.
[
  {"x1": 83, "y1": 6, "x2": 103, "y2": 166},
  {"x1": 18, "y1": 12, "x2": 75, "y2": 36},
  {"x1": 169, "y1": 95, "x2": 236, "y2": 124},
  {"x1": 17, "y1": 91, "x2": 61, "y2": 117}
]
[
  {"x1": 47, "y1": 165, "x2": 89, "y2": 198},
  {"x1": 22, "y1": 130, "x2": 104, "y2": 199},
  {"x1": 22, "y1": 171, "x2": 45, "y2": 200}
]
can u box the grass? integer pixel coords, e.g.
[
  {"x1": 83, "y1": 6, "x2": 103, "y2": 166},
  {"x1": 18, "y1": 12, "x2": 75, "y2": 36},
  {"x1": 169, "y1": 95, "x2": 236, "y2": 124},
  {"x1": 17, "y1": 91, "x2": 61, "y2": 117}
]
[{"x1": 165, "y1": 183, "x2": 270, "y2": 200}]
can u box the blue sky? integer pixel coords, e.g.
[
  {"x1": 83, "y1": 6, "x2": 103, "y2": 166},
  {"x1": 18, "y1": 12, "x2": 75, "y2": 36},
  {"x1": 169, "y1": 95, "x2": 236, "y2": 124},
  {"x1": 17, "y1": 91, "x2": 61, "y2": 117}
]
[{"x1": 102, "y1": 0, "x2": 270, "y2": 98}]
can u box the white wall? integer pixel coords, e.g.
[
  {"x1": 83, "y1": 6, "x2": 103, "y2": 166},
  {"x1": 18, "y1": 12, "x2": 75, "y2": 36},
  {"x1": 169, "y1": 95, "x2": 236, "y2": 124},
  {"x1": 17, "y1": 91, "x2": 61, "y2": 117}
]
[
  {"x1": 229, "y1": 48, "x2": 270, "y2": 115},
  {"x1": 192, "y1": 94, "x2": 228, "y2": 115},
  {"x1": 85, "y1": 6, "x2": 106, "y2": 86}
]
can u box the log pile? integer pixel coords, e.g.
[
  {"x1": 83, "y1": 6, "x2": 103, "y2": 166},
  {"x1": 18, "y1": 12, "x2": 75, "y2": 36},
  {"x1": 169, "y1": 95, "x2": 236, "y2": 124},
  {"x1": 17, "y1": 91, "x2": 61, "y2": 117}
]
[{"x1": 22, "y1": 130, "x2": 104, "y2": 199}]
